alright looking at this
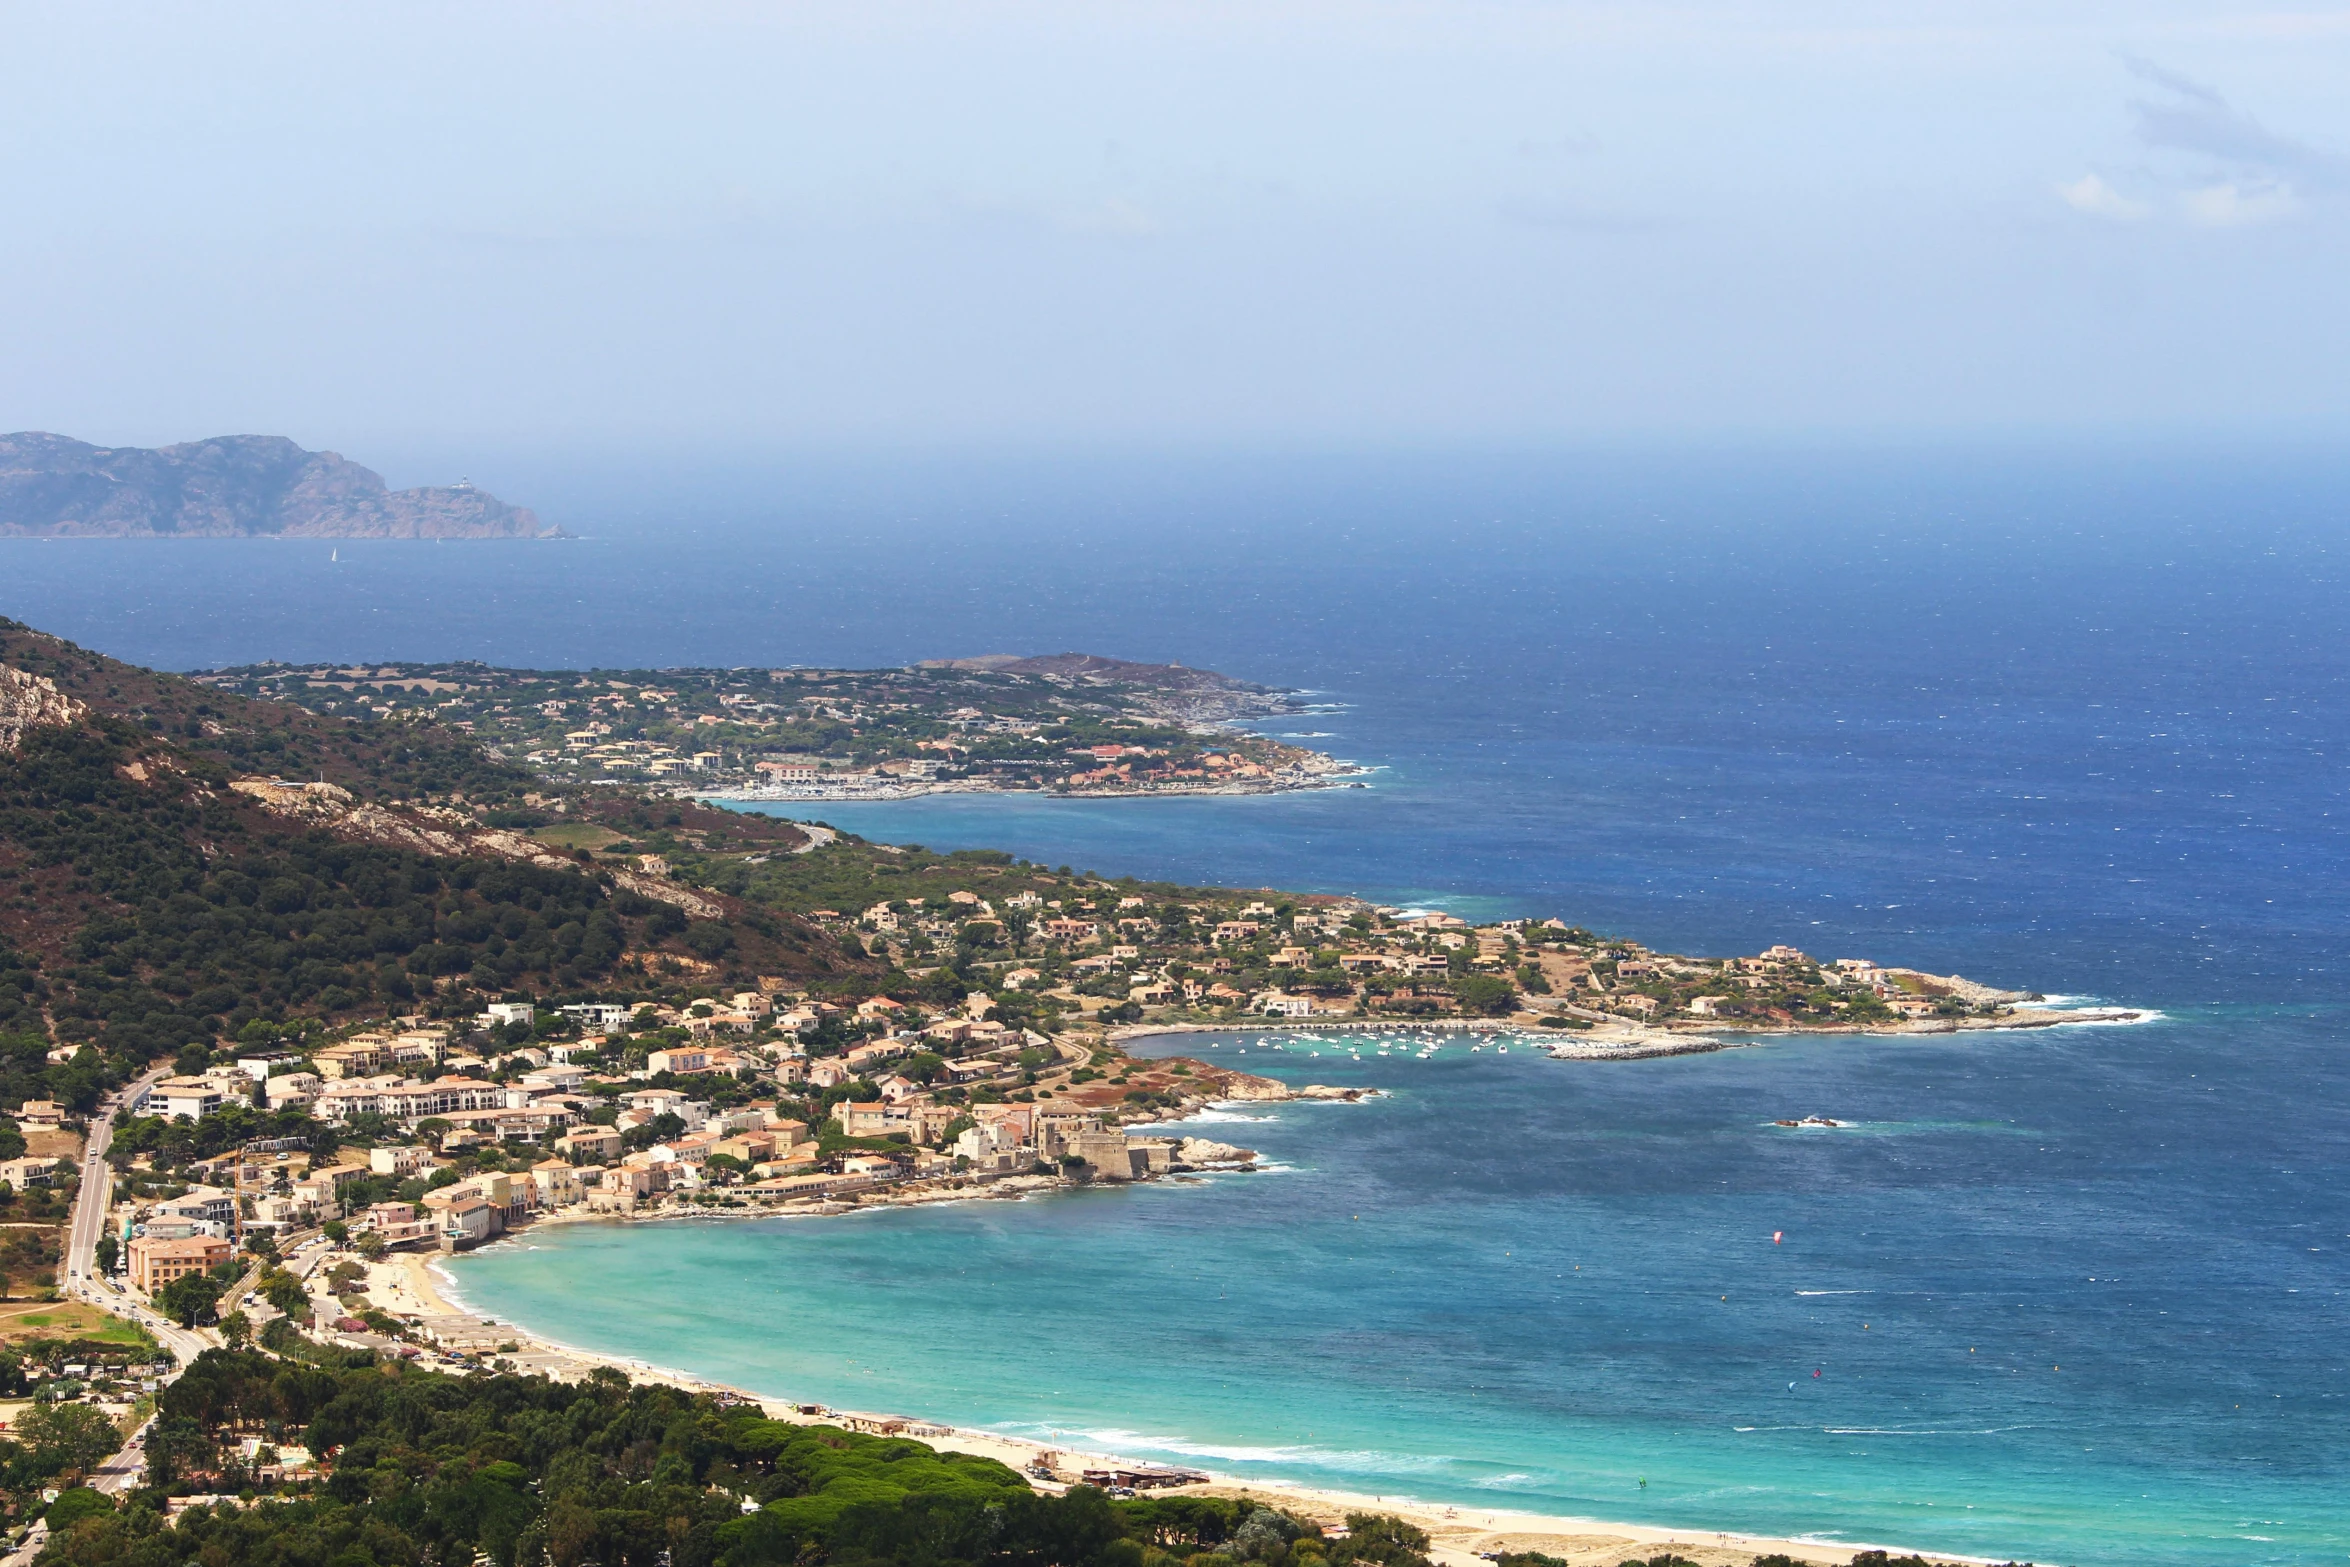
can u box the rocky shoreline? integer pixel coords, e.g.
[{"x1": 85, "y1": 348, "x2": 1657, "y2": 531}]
[
  {"x1": 1113, "y1": 1003, "x2": 2154, "y2": 1061},
  {"x1": 695, "y1": 767, "x2": 1375, "y2": 805}
]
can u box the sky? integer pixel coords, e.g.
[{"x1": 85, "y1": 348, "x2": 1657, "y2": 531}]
[{"x1": 2, "y1": 1, "x2": 2347, "y2": 459}]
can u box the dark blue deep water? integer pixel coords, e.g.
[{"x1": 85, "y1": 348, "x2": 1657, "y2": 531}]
[{"x1": 5, "y1": 445, "x2": 2345, "y2": 1563}]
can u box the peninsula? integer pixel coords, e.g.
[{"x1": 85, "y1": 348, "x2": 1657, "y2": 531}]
[
  {"x1": 195, "y1": 651, "x2": 1362, "y2": 797},
  {"x1": 0, "y1": 613, "x2": 2131, "y2": 1257},
  {"x1": 0, "y1": 431, "x2": 549, "y2": 538}
]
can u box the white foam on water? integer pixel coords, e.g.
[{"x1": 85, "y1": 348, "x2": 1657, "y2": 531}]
[
  {"x1": 1034, "y1": 1425, "x2": 1461, "y2": 1477},
  {"x1": 1822, "y1": 1426, "x2": 2040, "y2": 1437}
]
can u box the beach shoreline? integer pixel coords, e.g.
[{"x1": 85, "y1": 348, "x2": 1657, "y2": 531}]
[
  {"x1": 361, "y1": 1009, "x2": 2154, "y2": 1567},
  {"x1": 389, "y1": 1250, "x2": 1970, "y2": 1567}
]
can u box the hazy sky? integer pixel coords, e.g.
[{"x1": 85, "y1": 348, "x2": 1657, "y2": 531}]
[{"x1": 4, "y1": 1, "x2": 2347, "y2": 454}]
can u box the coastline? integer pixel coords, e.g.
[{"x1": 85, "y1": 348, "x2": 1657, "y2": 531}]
[
  {"x1": 352, "y1": 997, "x2": 2149, "y2": 1567},
  {"x1": 394, "y1": 1248, "x2": 1963, "y2": 1567},
  {"x1": 1112, "y1": 1016, "x2": 1736, "y2": 1061},
  {"x1": 1112, "y1": 1003, "x2": 2157, "y2": 1058},
  {"x1": 693, "y1": 770, "x2": 1375, "y2": 805}
]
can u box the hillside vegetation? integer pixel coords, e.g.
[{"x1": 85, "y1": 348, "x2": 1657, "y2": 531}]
[
  {"x1": 0, "y1": 621, "x2": 873, "y2": 1106},
  {"x1": 38, "y1": 1346, "x2": 1459, "y2": 1567}
]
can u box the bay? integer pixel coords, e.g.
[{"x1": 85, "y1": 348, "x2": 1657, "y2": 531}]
[
  {"x1": 449, "y1": 1009, "x2": 2342, "y2": 1567},
  {"x1": 4, "y1": 442, "x2": 2346, "y2": 1562}
]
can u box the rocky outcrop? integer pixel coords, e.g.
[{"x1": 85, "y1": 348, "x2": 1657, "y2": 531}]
[
  {"x1": 1172, "y1": 1136, "x2": 1257, "y2": 1169},
  {"x1": 0, "y1": 665, "x2": 85, "y2": 752},
  {"x1": 1904, "y1": 970, "x2": 2035, "y2": 1005},
  {"x1": 0, "y1": 432, "x2": 548, "y2": 538}
]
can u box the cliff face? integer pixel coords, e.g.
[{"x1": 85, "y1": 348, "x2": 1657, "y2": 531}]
[{"x1": 0, "y1": 432, "x2": 548, "y2": 538}]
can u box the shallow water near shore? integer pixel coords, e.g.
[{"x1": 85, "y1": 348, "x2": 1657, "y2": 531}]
[
  {"x1": 6, "y1": 446, "x2": 2348, "y2": 1562},
  {"x1": 453, "y1": 1005, "x2": 2345, "y2": 1567}
]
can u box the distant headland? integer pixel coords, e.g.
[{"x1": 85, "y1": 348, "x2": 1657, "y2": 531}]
[
  {"x1": 196, "y1": 651, "x2": 1368, "y2": 798},
  {"x1": 0, "y1": 431, "x2": 554, "y2": 538}
]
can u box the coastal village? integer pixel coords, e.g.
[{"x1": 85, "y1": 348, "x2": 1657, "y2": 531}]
[
  {"x1": 35, "y1": 916, "x2": 2032, "y2": 1567},
  {"x1": 89, "y1": 898, "x2": 2078, "y2": 1298},
  {"x1": 11, "y1": 914, "x2": 2053, "y2": 1567},
  {"x1": 196, "y1": 652, "x2": 1365, "y2": 799}
]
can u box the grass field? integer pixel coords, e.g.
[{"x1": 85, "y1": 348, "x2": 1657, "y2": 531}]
[
  {"x1": 530, "y1": 822, "x2": 630, "y2": 851},
  {"x1": 0, "y1": 1299, "x2": 156, "y2": 1349}
]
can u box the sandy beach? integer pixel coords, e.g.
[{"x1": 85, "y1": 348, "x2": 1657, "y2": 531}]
[{"x1": 363, "y1": 1244, "x2": 1966, "y2": 1567}]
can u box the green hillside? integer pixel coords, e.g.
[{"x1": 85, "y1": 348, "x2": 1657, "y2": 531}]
[{"x1": 0, "y1": 620, "x2": 875, "y2": 1105}]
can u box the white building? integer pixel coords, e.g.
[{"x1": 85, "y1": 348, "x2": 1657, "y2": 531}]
[
  {"x1": 264, "y1": 1072, "x2": 323, "y2": 1110},
  {"x1": 153, "y1": 1076, "x2": 226, "y2": 1121}
]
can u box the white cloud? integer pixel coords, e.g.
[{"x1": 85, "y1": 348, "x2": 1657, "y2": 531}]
[
  {"x1": 2064, "y1": 62, "x2": 2342, "y2": 232},
  {"x1": 2057, "y1": 173, "x2": 2149, "y2": 221},
  {"x1": 2179, "y1": 179, "x2": 2301, "y2": 227},
  {"x1": 2124, "y1": 58, "x2": 2343, "y2": 192}
]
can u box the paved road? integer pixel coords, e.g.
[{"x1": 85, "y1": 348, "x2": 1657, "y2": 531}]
[
  {"x1": 67, "y1": 1277, "x2": 210, "y2": 1364},
  {"x1": 63, "y1": 1067, "x2": 169, "y2": 1287},
  {"x1": 41, "y1": 1066, "x2": 207, "y2": 1541},
  {"x1": 3, "y1": 1518, "x2": 47, "y2": 1566},
  {"x1": 8, "y1": 1072, "x2": 306, "y2": 1556},
  {"x1": 61, "y1": 1069, "x2": 200, "y2": 1350},
  {"x1": 87, "y1": 1415, "x2": 153, "y2": 1494}
]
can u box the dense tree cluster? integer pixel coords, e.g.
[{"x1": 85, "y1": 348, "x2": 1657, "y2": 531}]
[
  {"x1": 0, "y1": 736, "x2": 859, "y2": 1085},
  {"x1": 1, "y1": 1402, "x2": 117, "y2": 1499},
  {"x1": 1, "y1": 722, "x2": 615, "y2": 1057},
  {"x1": 41, "y1": 1350, "x2": 1456, "y2": 1567},
  {"x1": 0, "y1": 940, "x2": 40, "y2": 1035},
  {"x1": 108, "y1": 1104, "x2": 338, "y2": 1173}
]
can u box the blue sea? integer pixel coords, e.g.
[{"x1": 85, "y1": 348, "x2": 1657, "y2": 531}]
[{"x1": 5, "y1": 444, "x2": 2346, "y2": 1564}]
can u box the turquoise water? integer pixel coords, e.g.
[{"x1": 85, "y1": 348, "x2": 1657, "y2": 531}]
[
  {"x1": 11, "y1": 449, "x2": 2348, "y2": 1563},
  {"x1": 451, "y1": 1015, "x2": 2346, "y2": 1567}
]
